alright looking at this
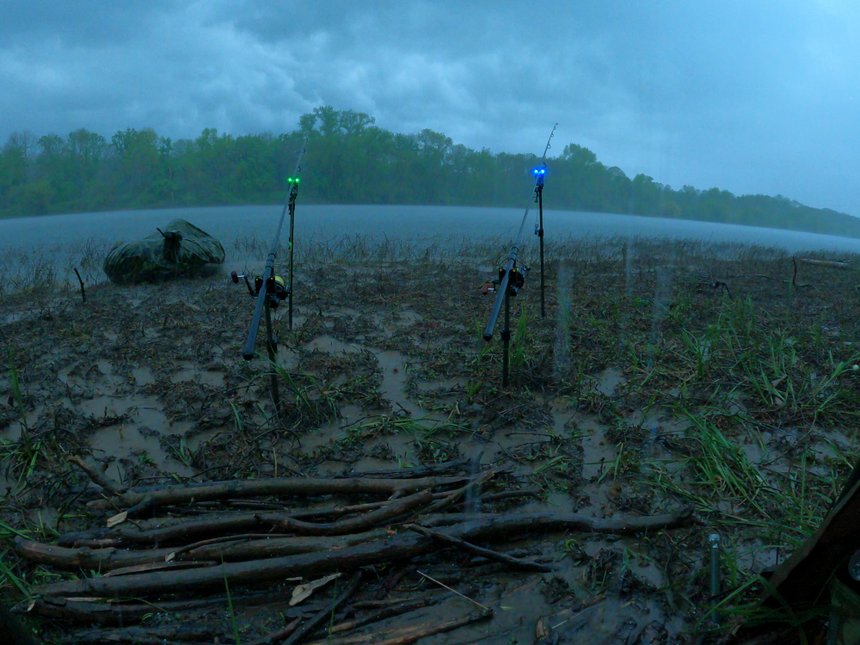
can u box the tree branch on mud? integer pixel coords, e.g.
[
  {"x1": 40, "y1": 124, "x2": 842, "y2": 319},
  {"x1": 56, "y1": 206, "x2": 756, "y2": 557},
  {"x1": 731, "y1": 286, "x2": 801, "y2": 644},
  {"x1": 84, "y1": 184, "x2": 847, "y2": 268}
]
[{"x1": 25, "y1": 509, "x2": 692, "y2": 601}]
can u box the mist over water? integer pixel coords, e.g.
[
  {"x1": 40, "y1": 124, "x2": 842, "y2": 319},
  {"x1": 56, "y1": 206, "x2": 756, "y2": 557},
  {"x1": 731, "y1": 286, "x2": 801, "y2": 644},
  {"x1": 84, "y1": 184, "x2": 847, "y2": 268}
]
[
  {"x1": 5, "y1": 204, "x2": 860, "y2": 255},
  {"x1": 4, "y1": 204, "x2": 860, "y2": 289}
]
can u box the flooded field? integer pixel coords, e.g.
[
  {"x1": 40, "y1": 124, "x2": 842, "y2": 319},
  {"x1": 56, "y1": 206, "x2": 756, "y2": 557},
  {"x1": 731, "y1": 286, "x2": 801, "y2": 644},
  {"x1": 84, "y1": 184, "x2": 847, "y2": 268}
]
[{"x1": 2, "y1": 235, "x2": 859, "y2": 642}]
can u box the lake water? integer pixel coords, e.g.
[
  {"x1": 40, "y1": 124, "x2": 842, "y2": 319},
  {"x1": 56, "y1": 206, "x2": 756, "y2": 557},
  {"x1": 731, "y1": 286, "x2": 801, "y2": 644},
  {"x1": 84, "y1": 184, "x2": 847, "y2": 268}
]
[
  {"x1": 4, "y1": 204, "x2": 860, "y2": 253},
  {"x1": 2, "y1": 204, "x2": 860, "y2": 281}
]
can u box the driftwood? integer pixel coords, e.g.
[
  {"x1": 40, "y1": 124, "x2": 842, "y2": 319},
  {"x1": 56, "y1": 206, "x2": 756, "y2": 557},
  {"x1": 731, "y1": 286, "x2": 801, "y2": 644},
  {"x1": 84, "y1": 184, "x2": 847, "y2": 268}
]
[
  {"x1": 87, "y1": 488, "x2": 435, "y2": 545},
  {"x1": 29, "y1": 509, "x2": 692, "y2": 600},
  {"x1": 86, "y1": 475, "x2": 470, "y2": 511},
  {"x1": 24, "y1": 486, "x2": 539, "y2": 572},
  {"x1": 14, "y1": 539, "x2": 175, "y2": 571},
  {"x1": 419, "y1": 509, "x2": 694, "y2": 534},
  {"x1": 32, "y1": 533, "x2": 430, "y2": 598},
  {"x1": 17, "y1": 529, "x2": 392, "y2": 571}
]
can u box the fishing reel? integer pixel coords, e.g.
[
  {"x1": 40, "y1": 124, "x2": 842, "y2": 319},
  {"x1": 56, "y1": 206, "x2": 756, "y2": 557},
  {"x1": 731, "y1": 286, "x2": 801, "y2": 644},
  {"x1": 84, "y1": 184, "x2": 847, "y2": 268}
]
[
  {"x1": 231, "y1": 271, "x2": 290, "y2": 307},
  {"x1": 481, "y1": 264, "x2": 528, "y2": 296}
]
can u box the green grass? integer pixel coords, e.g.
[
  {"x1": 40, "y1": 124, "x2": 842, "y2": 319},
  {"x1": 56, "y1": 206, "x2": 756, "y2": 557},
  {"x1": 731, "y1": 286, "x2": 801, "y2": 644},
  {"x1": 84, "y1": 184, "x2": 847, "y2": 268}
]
[
  {"x1": 270, "y1": 365, "x2": 338, "y2": 427},
  {"x1": 6, "y1": 352, "x2": 28, "y2": 437},
  {"x1": 224, "y1": 574, "x2": 241, "y2": 644}
]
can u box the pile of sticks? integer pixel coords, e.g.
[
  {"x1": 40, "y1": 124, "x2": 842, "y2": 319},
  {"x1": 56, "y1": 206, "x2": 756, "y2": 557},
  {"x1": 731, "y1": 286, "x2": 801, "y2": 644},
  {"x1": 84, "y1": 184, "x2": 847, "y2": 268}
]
[{"x1": 13, "y1": 463, "x2": 691, "y2": 643}]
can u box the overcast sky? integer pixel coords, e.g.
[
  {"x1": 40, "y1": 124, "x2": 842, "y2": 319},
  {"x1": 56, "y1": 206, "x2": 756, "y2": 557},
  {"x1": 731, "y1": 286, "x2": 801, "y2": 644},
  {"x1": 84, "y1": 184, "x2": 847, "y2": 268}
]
[{"x1": 2, "y1": 1, "x2": 858, "y2": 215}]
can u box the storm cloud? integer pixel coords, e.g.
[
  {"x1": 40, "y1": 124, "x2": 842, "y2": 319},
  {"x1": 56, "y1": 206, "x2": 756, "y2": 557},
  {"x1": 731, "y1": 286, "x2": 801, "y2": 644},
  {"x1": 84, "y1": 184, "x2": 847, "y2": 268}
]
[{"x1": 2, "y1": 0, "x2": 858, "y2": 215}]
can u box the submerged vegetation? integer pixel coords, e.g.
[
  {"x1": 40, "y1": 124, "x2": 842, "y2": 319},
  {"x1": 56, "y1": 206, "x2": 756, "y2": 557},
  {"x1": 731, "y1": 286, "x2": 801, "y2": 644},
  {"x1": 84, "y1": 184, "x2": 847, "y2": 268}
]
[
  {"x1": 1, "y1": 235, "x2": 859, "y2": 640},
  {"x1": 2, "y1": 106, "x2": 858, "y2": 238}
]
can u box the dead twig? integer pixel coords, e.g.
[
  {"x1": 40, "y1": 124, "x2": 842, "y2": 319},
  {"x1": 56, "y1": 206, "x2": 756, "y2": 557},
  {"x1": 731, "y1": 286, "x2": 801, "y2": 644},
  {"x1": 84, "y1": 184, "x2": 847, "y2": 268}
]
[
  {"x1": 406, "y1": 523, "x2": 551, "y2": 572},
  {"x1": 73, "y1": 267, "x2": 86, "y2": 304},
  {"x1": 68, "y1": 456, "x2": 123, "y2": 496},
  {"x1": 416, "y1": 569, "x2": 492, "y2": 613}
]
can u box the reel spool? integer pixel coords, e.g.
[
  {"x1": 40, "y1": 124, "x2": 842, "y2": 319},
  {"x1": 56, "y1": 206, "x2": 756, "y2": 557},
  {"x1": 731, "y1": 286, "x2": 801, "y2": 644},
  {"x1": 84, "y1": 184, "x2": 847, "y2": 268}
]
[{"x1": 231, "y1": 271, "x2": 290, "y2": 306}]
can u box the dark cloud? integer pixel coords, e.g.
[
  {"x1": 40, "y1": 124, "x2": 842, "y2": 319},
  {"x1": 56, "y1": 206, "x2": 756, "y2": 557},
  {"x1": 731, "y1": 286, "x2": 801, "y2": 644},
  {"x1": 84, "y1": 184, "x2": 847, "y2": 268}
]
[{"x1": 1, "y1": 0, "x2": 858, "y2": 215}]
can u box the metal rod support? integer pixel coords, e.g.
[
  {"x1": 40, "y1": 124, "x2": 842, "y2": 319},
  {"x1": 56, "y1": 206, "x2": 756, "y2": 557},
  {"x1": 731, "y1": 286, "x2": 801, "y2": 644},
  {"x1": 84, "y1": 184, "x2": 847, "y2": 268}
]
[
  {"x1": 538, "y1": 183, "x2": 545, "y2": 318},
  {"x1": 709, "y1": 532, "x2": 721, "y2": 624},
  {"x1": 264, "y1": 300, "x2": 280, "y2": 408},
  {"x1": 288, "y1": 201, "x2": 296, "y2": 331},
  {"x1": 502, "y1": 288, "x2": 511, "y2": 386}
]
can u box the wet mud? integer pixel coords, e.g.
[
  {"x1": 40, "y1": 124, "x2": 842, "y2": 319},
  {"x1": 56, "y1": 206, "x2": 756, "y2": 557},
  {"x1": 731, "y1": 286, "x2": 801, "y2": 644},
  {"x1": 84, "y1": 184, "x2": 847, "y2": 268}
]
[{"x1": 2, "y1": 237, "x2": 860, "y2": 642}]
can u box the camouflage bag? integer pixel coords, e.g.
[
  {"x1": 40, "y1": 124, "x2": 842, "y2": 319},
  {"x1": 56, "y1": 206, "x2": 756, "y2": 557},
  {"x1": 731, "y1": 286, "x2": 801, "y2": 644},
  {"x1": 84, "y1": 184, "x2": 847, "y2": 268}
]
[{"x1": 103, "y1": 219, "x2": 225, "y2": 284}]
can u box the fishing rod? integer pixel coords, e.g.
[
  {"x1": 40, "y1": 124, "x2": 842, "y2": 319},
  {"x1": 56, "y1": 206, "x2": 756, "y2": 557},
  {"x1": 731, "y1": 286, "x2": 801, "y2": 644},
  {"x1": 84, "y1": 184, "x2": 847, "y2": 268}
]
[
  {"x1": 231, "y1": 138, "x2": 307, "y2": 406},
  {"x1": 483, "y1": 123, "x2": 556, "y2": 386}
]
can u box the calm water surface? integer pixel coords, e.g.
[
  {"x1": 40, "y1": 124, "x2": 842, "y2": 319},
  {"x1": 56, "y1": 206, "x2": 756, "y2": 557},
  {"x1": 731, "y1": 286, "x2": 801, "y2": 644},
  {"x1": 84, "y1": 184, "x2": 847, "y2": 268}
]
[{"x1": 3, "y1": 204, "x2": 860, "y2": 255}]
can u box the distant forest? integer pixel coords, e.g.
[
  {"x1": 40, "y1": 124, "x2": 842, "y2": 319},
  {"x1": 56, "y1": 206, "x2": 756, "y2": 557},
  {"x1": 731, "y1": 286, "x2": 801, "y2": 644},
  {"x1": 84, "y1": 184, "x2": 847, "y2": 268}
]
[{"x1": 2, "y1": 105, "x2": 858, "y2": 237}]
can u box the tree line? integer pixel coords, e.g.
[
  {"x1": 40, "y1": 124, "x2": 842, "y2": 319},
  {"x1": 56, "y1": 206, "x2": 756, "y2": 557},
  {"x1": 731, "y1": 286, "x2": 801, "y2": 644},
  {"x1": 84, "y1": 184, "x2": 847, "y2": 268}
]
[{"x1": 2, "y1": 105, "x2": 858, "y2": 238}]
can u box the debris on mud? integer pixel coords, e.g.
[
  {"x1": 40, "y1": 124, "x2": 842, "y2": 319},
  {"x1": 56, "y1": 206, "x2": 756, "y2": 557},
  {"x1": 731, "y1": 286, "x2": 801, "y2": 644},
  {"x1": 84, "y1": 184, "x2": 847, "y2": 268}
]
[{"x1": 2, "y1": 235, "x2": 860, "y2": 642}]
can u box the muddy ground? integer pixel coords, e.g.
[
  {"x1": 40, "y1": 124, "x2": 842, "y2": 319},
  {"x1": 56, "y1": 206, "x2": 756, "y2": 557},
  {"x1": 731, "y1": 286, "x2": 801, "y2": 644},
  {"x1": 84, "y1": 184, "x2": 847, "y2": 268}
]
[{"x1": 2, "y1": 236, "x2": 860, "y2": 643}]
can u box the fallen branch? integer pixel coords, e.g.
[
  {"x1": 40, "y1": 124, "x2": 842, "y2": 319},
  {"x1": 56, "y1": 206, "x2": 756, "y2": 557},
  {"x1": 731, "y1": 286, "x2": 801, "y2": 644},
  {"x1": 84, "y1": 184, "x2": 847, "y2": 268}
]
[
  {"x1": 423, "y1": 509, "x2": 694, "y2": 535},
  {"x1": 14, "y1": 538, "x2": 174, "y2": 572},
  {"x1": 30, "y1": 509, "x2": 691, "y2": 601},
  {"x1": 406, "y1": 524, "x2": 551, "y2": 572},
  {"x1": 422, "y1": 470, "x2": 495, "y2": 514},
  {"x1": 340, "y1": 457, "x2": 471, "y2": 479},
  {"x1": 179, "y1": 529, "x2": 388, "y2": 563},
  {"x1": 91, "y1": 488, "x2": 434, "y2": 545},
  {"x1": 86, "y1": 475, "x2": 471, "y2": 511},
  {"x1": 32, "y1": 533, "x2": 430, "y2": 599},
  {"x1": 17, "y1": 530, "x2": 389, "y2": 571},
  {"x1": 68, "y1": 456, "x2": 123, "y2": 496}
]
